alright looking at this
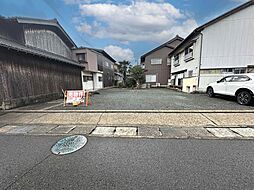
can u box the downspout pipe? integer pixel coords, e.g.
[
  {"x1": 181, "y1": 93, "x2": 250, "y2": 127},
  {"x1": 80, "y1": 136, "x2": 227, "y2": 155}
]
[{"x1": 197, "y1": 32, "x2": 203, "y2": 91}]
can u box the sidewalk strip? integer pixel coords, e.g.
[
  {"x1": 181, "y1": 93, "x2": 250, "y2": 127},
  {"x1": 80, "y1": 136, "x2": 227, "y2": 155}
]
[
  {"x1": 29, "y1": 125, "x2": 58, "y2": 134},
  {"x1": 160, "y1": 127, "x2": 188, "y2": 138},
  {"x1": 230, "y1": 128, "x2": 254, "y2": 137},
  {"x1": 114, "y1": 127, "x2": 137, "y2": 137},
  {"x1": 138, "y1": 127, "x2": 161, "y2": 137},
  {"x1": 206, "y1": 128, "x2": 241, "y2": 138},
  {"x1": 91, "y1": 127, "x2": 115, "y2": 136},
  {"x1": 48, "y1": 125, "x2": 76, "y2": 134},
  {"x1": 6, "y1": 125, "x2": 37, "y2": 134},
  {"x1": 69, "y1": 125, "x2": 96, "y2": 135}
]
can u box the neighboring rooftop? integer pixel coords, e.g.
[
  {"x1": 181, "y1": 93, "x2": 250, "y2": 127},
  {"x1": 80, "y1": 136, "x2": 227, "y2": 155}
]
[
  {"x1": 77, "y1": 46, "x2": 116, "y2": 63},
  {"x1": 140, "y1": 35, "x2": 184, "y2": 62}
]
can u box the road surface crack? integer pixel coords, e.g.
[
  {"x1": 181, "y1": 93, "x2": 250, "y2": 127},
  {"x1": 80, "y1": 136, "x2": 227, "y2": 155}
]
[{"x1": 4, "y1": 154, "x2": 52, "y2": 190}]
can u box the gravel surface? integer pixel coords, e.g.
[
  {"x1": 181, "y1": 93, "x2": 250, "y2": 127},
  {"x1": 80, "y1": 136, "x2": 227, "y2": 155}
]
[{"x1": 52, "y1": 88, "x2": 254, "y2": 110}]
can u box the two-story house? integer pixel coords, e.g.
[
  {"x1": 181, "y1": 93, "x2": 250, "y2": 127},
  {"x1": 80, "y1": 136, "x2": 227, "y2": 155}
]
[
  {"x1": 0, "y1": 17, "x2": 83, "y2": 109},
  {"x1": 140, "y1": 36, "x2": 183, "y2": 87},
  {"x1": 169, "y1": 0, "x2": 254, "y2": 93},
  {"x1": 72, "y1": 47, "x2": 116, "y2": 91}
]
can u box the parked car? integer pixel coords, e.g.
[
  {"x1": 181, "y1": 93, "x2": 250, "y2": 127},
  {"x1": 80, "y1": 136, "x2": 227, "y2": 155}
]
[{"x1": 207, "y1": 74, "x2": 254, "y2": 105}]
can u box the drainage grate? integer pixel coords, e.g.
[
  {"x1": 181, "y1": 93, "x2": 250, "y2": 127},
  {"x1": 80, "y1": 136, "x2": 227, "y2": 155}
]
[{"x1": 51, "y1": 135, "x2": 87, "y2": 155}]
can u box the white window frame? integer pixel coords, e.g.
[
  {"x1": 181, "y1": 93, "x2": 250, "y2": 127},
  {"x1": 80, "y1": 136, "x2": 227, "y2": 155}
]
[
  {"x1": 146, "y1": 75, "x2": 157, "y2": 82},
  {"x1": 151, "y1": 59, "x2": 162, "y2": 65}
]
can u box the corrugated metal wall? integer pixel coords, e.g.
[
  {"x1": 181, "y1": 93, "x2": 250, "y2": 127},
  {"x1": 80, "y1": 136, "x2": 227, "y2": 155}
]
[
  {"x1": 0, "y1": 47, "x2": 82, "y2": 105},
  {"x1": 201, "y1": 5, "x2": 254, "y2": 69}
]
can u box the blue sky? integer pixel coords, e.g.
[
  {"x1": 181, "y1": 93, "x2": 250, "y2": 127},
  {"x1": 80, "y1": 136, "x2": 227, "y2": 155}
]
[{"x1": 0, "y1": 0, "x2": 248, "y2": 63}]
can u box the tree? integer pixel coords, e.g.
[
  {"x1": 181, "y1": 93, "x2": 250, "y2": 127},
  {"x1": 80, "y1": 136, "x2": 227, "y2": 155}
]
[
  {"x1": 119, "y1": 60, "x2": 131, "y2": 86},
  {"x1": 129, "y1": 65, "x2": 145, "y2": 88}
]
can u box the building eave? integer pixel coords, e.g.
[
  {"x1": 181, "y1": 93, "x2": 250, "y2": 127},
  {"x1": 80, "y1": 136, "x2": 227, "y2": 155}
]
[
  {"x1": 141, "y1": 35, "x2": 184, "y2": 61},
  {"x1": 0, "y1": 36, "x2": 83, "y2": 68},
  {"x1": 76, "y1": 46, "x2": 117, "y2": 63}
]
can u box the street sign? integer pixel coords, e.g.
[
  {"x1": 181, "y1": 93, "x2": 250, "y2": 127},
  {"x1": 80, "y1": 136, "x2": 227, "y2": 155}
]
[{"x1": 65, "y1": 90, "x2": 85, "y2": 104}]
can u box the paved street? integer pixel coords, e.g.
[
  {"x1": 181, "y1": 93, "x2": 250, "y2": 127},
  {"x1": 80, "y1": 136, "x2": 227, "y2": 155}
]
[
  {"x1": 1, "y1": 135, "x2": 254, "y2": 190},
  {"x1": 15, "y1": 88, "x2": 254, "y2": 111}
]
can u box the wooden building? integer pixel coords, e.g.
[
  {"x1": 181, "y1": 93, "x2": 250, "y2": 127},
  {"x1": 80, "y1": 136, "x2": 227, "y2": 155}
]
[{"x1": 0, "y1": 17, "x2": 84, "y2": 109}]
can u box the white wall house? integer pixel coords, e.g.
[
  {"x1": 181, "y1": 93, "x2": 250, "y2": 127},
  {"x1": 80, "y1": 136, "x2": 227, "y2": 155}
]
[
  {"x1": 73, "y1": 48, "x2": 103, "y2": 91},
  {"x1": 169, "y1": 0, "x2": 254, "y2": 93}
]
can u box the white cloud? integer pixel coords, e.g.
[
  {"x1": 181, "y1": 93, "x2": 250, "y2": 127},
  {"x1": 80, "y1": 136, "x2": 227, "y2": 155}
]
[
  {"x1": 76, "y1": 1, "x2": 198, "y2": 43},
  {"x1": 104, "y1": 45, "x2": 134, "y2": 62}
]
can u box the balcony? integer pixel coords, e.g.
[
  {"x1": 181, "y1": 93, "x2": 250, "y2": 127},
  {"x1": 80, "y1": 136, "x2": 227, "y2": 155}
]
[{"x1": 184, "y1": 52, "x2": 194, "y2": 62}]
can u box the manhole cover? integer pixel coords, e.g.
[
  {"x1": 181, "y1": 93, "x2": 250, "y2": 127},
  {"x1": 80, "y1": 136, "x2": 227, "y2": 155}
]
[{"x1": 51, "y1": 135, "x2": 87, "y2": 155}]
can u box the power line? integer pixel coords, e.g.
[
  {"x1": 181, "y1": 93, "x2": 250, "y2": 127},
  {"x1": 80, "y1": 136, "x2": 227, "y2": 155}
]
[{"x1": 42, "y1": 0, "x2": 93, "y2": 47}]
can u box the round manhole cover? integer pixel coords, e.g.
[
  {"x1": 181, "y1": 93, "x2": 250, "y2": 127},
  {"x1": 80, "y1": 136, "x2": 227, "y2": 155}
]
[{"x1": 51, "y1": 135, "x2": 87, "y2": 155}]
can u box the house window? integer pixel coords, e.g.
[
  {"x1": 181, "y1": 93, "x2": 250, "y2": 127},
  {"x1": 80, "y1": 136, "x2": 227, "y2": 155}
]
[
  {"x1": 99, "y1": 76, "x2": 103, "y2": 82},
  {"x1": 221, "y1": 68, "x2": 233, "y2": 73},
  {"x1": 146, "y1": 75, "x2": 156, "y2": 82},
  {"x1": 221, "y1": 68, "x2": 245, "y2": 74},
  {"x1": 184, "y1": 44, "x2": 194, "y2": 61},
  {"x1": 234, "y1": 68, "x2": 246, "y2": 74},
  {"x1": 77, "y1": 53, "x2": 86, "y2": 63},
  {"x1": 83, "y1": 76, "x2": 87, "y2": 82},
  {"x1": 151, "y1": 59, "x2": 162, "y2": 65},
  {"x1": 167, "y1": 58, "x2": 171, "y2": 66},
  {"x1": 188, "y1": 70, "x2": 193, "y2": 77},
  {"x1": 173, "y1": 54, "x2": 180, "y2": 67},
  {"x1": 83, "y1": 76, "x2": 93, "y2": 82},
  {"x1": 88, "y1": 76, "x2": 93, "y2": 81},
  {"x1": 104, "y1": 62, "x2": 109, "y2": 67}
]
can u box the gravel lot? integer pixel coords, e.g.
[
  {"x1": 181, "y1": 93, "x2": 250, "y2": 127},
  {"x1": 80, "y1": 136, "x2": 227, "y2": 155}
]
[{"x1": 37, "y1": 88, "x2": 254, "y2": 110}]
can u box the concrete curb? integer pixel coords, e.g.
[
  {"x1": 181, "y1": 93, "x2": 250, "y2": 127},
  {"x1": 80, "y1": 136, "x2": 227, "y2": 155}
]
[
  {"x1": 3, "y1": 109, "x2": 254, "y2": 114},
  {"x1": 1, "y1": 124, "x2": 254, "y2": 140}
]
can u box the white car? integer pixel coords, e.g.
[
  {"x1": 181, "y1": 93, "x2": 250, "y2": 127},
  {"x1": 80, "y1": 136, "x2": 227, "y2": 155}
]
[{"x1": 207, "y1": 74, "x2": 254, "y2": 105}]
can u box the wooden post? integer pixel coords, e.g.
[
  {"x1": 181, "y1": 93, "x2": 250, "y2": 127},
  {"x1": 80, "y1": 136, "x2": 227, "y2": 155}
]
[
  {"x1": 63, "y1": 90, "x2": 67, "y2": 107},
  {"x1": 85, "y1": 91, "x2": 89, "y2": 107}
]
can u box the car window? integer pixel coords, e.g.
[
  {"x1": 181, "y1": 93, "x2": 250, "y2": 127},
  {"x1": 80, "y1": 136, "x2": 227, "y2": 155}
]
[
  {"x1": 220, "y1": 76, "x2": 233, "y2": 82},
  {"x1": 231, "y1": 76, "x2": 250, "y2": 82}
]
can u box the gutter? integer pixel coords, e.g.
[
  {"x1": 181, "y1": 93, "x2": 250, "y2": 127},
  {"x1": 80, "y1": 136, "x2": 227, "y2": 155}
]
[{"x1": 197, "y1": 32, "x2": 203, "y2": 90}]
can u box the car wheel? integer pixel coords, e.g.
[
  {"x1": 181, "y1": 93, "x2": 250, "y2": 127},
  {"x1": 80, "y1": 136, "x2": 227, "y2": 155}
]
[
  {"x1": 207, "y1": 87, "x2": 214, "y2": 97},
  {"x1": 236, "y1": 91, "x2": 252, "y2": 105}
]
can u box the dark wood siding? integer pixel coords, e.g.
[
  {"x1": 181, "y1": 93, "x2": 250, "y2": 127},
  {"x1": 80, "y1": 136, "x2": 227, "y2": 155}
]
[{"x1": 0, "y1": 47, "x2": 82, "y2": 108}]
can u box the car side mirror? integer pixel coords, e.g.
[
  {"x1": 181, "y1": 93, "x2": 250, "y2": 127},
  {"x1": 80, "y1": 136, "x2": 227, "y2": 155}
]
[{"x1": 217, "y1": 80, "x2": 220, "y2": 83}]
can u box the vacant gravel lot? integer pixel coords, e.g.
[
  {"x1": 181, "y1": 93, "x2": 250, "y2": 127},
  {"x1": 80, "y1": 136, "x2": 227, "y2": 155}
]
[{"x1": 43, "y1": 88, "x2": 254, "y2": 110}]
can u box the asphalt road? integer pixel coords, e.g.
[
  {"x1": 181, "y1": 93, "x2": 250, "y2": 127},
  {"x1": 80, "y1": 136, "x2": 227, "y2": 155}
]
[
  {"x1": 1, "y1": 135, "x2": 254, "y2": 189},
  {"x1": 17, "y1": 88, "x2": 254, "y2": 111}
]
